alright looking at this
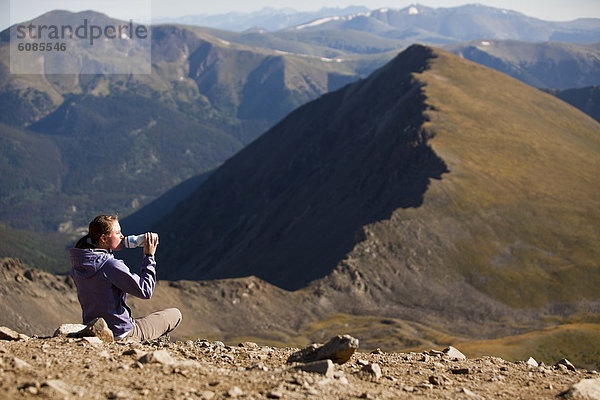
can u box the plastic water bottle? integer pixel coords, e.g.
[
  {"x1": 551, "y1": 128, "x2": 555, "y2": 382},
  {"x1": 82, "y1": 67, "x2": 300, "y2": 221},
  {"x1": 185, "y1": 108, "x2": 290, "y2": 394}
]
[{"x1": 123, "y1": 233, "x2": 158, "y2": 248}]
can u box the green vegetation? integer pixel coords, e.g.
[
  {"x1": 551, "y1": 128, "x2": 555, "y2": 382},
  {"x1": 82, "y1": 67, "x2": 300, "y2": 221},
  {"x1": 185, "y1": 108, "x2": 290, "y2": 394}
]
[
  {"x1": 412, "y1": 49, "x2": 600, "y2": 308},
  {"x1": 457, "y1": 324, "x2": 600, "y2": 370},
  {"x1": 0, "y1": 223, "x2": 71, "y2": 273}
]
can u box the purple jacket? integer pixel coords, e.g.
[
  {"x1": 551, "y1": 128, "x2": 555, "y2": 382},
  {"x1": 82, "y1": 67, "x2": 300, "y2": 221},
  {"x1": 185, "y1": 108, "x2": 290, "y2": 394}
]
[{"x1": 69, "y1": 248, "x2": 156, "y2": 337}]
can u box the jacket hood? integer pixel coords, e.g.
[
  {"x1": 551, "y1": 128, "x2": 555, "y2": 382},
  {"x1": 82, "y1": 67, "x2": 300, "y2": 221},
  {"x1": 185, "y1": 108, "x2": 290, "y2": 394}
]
[{"x1": 69, "y1": 248, "x2": 112, "y2": 279}]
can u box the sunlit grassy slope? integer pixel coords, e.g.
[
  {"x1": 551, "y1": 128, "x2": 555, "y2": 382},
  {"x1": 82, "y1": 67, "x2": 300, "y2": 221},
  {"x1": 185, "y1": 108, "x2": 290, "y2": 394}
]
[
  {"x1": 188, "y1": 313, "x2": 600, "y2": 370},
  {"x1": 403, "y1": 48, "x2": 600, "y2": 308},
  {"x1": 456, "y1": 323, "x2": 600, "y2": 370}
]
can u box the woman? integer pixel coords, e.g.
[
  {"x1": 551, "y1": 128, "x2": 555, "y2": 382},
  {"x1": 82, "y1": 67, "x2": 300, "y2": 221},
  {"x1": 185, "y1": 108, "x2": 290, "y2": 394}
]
[{"x1": 69, "y1": 215, "x2": 181, "y2": 341}]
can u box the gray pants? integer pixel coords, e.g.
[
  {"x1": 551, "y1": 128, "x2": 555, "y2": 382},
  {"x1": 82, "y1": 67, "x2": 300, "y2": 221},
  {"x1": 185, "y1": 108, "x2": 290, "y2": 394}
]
[{"x1": 126, "y1": 308, "x2": 182, "y2": 341}]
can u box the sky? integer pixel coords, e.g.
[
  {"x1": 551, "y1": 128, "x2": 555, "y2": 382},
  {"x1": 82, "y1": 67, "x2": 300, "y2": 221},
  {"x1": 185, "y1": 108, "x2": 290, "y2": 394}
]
[{"x1": 2, "y1": 0, "x2": 600, "y2": 30}]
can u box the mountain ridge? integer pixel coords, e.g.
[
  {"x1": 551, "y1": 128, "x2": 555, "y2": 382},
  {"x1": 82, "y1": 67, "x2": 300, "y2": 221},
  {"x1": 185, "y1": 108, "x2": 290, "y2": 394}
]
[
  {"x1": 155, "y1": 44, "x2": 447, "y2": 289},
  {"x1": 154, "y1": 44, "x2": 600, "y2": 331}
]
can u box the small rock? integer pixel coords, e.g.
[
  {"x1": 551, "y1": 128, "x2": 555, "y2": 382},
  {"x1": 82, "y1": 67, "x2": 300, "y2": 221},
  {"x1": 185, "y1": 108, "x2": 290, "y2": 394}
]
[
  {"x1": 555, "y1": 359, "x2": 577, "y2": 372},
  {"x1": 296, "y1": 359, "x2": 335, "y2": 377},
  {"x1": 53, "y1": 323, "x2": 87, "y2": 337},
  {"x1": 356, "y1": 359, "x2": 369, "y2": 366},
  {"x1": 81, "y1": 336, "x2": 103, "y2": 345},
  {"x1": 559, "y1": 377, "x2": 600, "y2": 399},
  {"x1": 227, "y1": 386, "x2": 243, "y2": 397},
  {"x1": 361, "y1": 363, "x2": 382, "y2": 380},
  {"x1": 443, "y1": 346, "x2": 466, "y2": 360},
  {"x1": 267, "y1": 387, "x2": 285, "y2": 398},
  {"x1": 248, "y1": 362, "x2": 268, "y2": 371},
  {"x1": 138, "y1": 349, "x2": 174, "y2": 365},
  {"x1": 41, "y1": 379, "x2": 71, "y2": 397},
  {"x1": 123, "y1": 348, "x2": 145, "y2": 358},
  {"x1": 526, "y1": 357, "x2": 539, "y2": 367},
  {"x1": 238, "y1": 342, "x2": 258, "y2": 348},
  {"x1": 461, "y1": 388, "x2": 481, "y2": 398},
  {"x1": 287, "y1": 335, "x2": 359, "y2": 364},
  {"x1": 370, "y1": 348, "x2": 383, "y2": 355},
  {"x1": 12, "y1": 357, "x2": 31, "y2": 370},
  {"x1": 199, "y1": 391, "x2": 216, "y2": 400},
  {"x1": 107, "y1": 391, "x2": 128, "y2": 399},
  {"x1": 19, "y1": 382, "x2": 39, "y2": 395},
  {"x1": 77, "y1": 318, "x2": 114, "y2": 343},
  {"x1": 451, "y1": 368, "x2": 470, "y2": 375},
  {"x1": 429, "y1": 374, "x2": 452, "y2": 386},
  {"x1": 0, "y1": 326, "x2": 21, "y2": 341}
]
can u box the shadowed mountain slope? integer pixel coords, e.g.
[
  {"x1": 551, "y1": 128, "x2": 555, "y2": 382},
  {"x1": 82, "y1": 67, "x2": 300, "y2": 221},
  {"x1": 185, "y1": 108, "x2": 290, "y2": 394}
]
[
  {"x1": 156, "y1": 45, "x2": 448, "y2": 290},
  {"x1": 445, "y1": 40, "x2": 600, "y2": 89},
  {"x1": 156, "y1": 44, "x2": 600, "y2": 327},
  {"x1": 547, "y1": 86, "x2": 600, "y2": 122}
]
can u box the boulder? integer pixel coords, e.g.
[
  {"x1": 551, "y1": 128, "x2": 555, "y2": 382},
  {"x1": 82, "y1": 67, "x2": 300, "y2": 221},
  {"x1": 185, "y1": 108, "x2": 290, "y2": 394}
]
[
  {"x1": 560, "y1": 378, "x2": 600, "y2": 399},
  {"x1": 287, "y1": 335, "x2": 359, "y2": 364},
  {"x1": 53, "y1": 324, "x2": 87, "y2": 337},
  {"x1": 0, "y1": 326, "x2": 21, "y2": 341},
  {"x1": 555, "y1": 359, "x2": 577, "y2": 372},
  {"x1": 68, "y1": 318, "x2": 114, "y2": 343},
  {"x1": 443, "y1": 346, "x2": 466, "y2": 360}
]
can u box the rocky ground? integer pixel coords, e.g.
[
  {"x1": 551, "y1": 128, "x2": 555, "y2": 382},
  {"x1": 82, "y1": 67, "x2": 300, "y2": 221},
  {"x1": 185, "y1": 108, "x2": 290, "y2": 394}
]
[{"x1": 1, "y1": 326, "x2": 599, "y2": 399}]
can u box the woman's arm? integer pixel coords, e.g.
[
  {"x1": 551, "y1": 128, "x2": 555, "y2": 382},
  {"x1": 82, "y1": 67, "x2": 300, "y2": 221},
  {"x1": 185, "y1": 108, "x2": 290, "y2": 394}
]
[{"x1": 104, "y1": 256, "x2": 156, "y2": 299}]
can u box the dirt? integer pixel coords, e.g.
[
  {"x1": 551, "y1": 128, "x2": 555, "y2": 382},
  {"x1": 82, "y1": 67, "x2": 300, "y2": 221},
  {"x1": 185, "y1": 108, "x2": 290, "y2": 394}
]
[{"x1": 1, "y1": 334, "x2": 598, "y2": 399}]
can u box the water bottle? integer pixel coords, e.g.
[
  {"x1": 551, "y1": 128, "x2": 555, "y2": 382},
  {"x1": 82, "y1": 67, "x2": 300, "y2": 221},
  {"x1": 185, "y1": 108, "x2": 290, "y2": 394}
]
[{"x1": 123, "y1": 233, "x2": 158, "y2": 248}]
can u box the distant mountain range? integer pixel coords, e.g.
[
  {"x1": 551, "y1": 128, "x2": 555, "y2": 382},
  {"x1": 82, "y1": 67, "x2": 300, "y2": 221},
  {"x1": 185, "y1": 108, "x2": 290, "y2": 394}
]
[
  {"x1": 1, "y1": 7, "x2": 599, "y2": 272},
  {"x1": 169, "y1": 4, "x2": 600, "y2": 43},
  {"x1": 154, "y1": 6, "x2": 370, "y2": 32},
  {"x1": 0, "y1": 11, "x2": 370, "y2": 235},
  {"x1": 284, "y1": 4, "x2": 600, "y2": 43}
]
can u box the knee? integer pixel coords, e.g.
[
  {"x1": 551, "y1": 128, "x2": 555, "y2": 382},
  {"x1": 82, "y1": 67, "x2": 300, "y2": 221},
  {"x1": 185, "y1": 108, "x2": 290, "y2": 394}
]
[{"x1": 168, "y1": 308, "x2": 182, "y2": 325}]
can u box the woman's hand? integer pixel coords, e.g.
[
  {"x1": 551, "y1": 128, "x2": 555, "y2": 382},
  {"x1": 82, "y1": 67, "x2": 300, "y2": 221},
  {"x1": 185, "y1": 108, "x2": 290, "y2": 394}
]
[{"x1": 144, "y1": 232, "x2": 158, "y2": 257}]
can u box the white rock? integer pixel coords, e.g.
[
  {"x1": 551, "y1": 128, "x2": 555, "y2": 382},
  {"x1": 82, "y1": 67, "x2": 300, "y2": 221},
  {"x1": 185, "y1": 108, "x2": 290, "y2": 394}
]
[
  {"x1": 361, "y1": 363, "x2": 382, "y2": 380},
  {"x1": 526, "y1": 357, "x2": 538, "y2": 367},
  {"x1": 443, "y1": 346, "x2": 466, "y2": 360},
  {"x1": 53, "y1": 324, "x2": 86, "y2": 337},
  {"x1": 138, "y1": 349, "x2": 174, "y2": 365}
]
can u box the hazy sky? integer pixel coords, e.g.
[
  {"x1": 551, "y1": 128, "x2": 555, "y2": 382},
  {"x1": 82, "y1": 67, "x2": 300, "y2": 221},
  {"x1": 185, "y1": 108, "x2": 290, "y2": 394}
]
[{"x1": 2, "y1": 0, "x2": 599, "y2": 30}]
